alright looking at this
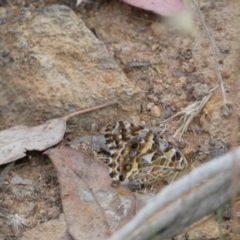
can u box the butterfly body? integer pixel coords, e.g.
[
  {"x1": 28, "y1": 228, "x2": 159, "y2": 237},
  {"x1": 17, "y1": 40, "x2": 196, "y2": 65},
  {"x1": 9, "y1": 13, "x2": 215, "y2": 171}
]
[{"x1": 105, "y1": 121, "x2": 190, "y2": 189}]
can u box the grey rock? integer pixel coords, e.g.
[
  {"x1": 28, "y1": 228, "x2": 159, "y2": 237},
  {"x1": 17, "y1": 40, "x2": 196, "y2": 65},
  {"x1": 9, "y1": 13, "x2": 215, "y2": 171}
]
[
  {"x1": 192, "y1": 83, "x2": 210, "y2": 100},
  {"x1": 159, "y1": 110, "x2": 172, "y2": 121},
  {"x1": 209, "y1": 139, "x2": 228, "y2": 159},
  {"x1": 0, "y1": 5, "x2": 143, "y2": 135}
]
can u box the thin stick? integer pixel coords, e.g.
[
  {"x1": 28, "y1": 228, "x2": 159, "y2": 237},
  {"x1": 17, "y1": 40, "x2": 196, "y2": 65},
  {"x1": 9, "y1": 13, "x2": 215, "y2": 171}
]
[
  {"x1": 191, "y1": 0, "x2": 227, "y2": 105},
  {"x1": 62, "y1": 101, "x2": 118, "y2": 121}
]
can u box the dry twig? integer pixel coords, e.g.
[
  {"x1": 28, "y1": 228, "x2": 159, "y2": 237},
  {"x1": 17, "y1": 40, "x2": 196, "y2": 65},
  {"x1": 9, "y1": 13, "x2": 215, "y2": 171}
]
[{"x1": 63, "y1": 101, "x2": 118, "y2": 121}]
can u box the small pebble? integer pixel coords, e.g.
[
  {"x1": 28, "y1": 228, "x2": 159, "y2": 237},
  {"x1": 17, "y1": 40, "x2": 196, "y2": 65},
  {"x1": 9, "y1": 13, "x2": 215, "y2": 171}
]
[
  {"x1": 11, "y1": 175, "x2": 33, "y2": 185},
  {"x1": 181, "y1": 62, "x2": 189, "y2": 72},
  {"x1": 174, "y1": 101, "x2": 184, "y2": 109},
  {"x1": 221, "y1": 103, "x2": 232, "y2": 117},
  {"x1": 146, "y1": 102, "x2": 154, "y2": 111},
  {"x1": 173, "y1": 70, "x2": 185, "y2": 78},
  {"x1": 178, "y1": 76, "x2": 187, "y2": 85},
  {"x1": 175, "y1": 82, "x2": 184, "y2": 92},
  {"x1": 222, "y1": 204, "x2": 231, "y2": 220},
  {"x1": 151, "y1": 119, "x2": 157, "y2": 126},
  {"x1": 151, "y1": 44, "x2": 159, "y2": 51},
  {"x1": 147, "y1": 95, "x2": 158, "y2": 103},
  {"x1": 209, "y1": 139, "x2": 228, "y2": 159},
  {"x1": 159, "y1": 110, "x2": 172, "y2": 121},
  {"x1": 220, "y1": 69, "x2": 230, "y2": 78},
  {"x1": 151, "y1": 105, "x2": 161, "y2": 118},
  {"x1": 2, "y1": 199, "x2": 13, "y2": 208},
  {"x1": 180, "y1": 92, "x2": 188, "y2": 100},
  {"x1": 49, "y1": 189, "x2": 56, "y2": 197},
  {"x1": 178, "y1": 139, "x2": 186, "y2": 149},
  {"x1": 193, "y1": 83, "x2": 210, "y2": 100}
]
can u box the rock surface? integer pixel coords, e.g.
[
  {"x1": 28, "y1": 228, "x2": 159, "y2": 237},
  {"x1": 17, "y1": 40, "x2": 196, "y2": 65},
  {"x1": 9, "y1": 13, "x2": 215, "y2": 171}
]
[{"x1": 0, "y1": 5, "x2": 143, "y2": 135}]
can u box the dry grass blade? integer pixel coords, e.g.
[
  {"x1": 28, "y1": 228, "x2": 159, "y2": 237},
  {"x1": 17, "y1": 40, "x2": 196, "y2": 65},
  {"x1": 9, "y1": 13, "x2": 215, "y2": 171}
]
[
  {"x1": 10, "y1": 214, "x2": 26, "y2": 233},
  {"x1": 173, "y1": 93, "x2": 211, "y2": 139},
  {"x1": 191, "y1": 0, "x2": 227, "y2": 105},
  {"x1": 0, "y1": 209, "x2": 26, "y2": 233},
  {"x1": 161, "y1": 90, "x2": 214, "y2": 140}
]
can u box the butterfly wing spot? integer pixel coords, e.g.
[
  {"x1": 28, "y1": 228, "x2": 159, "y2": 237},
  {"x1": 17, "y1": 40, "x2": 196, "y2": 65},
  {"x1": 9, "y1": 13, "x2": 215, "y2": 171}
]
[
  {"x1": 124, "y1": 164, "x2": 132, "y2": 171},
  {"x1": 131, "y1": 142, "x2": 139, "y2": 150},
  {"x1": 119, "y1": 174, "x2": 124, "y2": 181},
  {"x1": 111, "y1": 180, "x2": 119, "y2": 188},
  {"x1": 104, "y1": 121, "x2": 190, "y2": 189},
  {"x1": 129, "y1": 150, "x2": 137, "y2": 157},
  {"x1": 109, "y1": 171, "x2": 115, "y2": 178},
  {"x1": 174, "y1": 151, "x2": 181, "y2": 161}
]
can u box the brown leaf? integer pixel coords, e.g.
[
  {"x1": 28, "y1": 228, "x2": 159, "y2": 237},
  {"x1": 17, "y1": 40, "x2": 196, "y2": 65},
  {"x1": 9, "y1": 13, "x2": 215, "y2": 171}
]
[
  {"x1": 46, "y1": 146, "x2": 136, "y2": 240},
  {"x1": 0, "y1": 101, "x2": 117, "y2": 166},
  {"x1": 0, "y1": 118, "x2": 66, "y2": 165}
]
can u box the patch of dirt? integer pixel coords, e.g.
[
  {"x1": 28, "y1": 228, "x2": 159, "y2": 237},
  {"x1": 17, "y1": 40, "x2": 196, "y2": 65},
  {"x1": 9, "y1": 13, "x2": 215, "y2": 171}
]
[
  {"x1": 72, "y1": 0, "x2": 237, "y2": 163},
  {"x1": 0, "y1": 153, "x2": 62, "y2": 239},
  {"x1": 0, "y1": 0, "x2": 239, "y2": 239}
]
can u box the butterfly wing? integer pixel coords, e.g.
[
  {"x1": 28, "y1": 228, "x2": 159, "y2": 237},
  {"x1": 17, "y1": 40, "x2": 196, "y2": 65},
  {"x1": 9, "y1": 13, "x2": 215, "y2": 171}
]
[
  {"x1": 104, "y1": 121, "x2": 146, "y2": 183},
  {"x1": 104, "y1": 121, "x2": 189, "y2": 188}
]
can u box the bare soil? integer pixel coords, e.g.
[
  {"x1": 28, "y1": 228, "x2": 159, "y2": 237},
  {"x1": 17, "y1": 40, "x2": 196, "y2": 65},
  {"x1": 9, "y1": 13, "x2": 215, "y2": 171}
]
[{"x1": 0, "y1": 0, "x2": 238, "y2": 239}]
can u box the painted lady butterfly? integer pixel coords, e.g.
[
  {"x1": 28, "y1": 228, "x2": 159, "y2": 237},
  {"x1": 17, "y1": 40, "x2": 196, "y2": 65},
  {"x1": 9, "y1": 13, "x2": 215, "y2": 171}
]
[{"x1": 104, "y1": 121, "x2": 191, "y2": 189}]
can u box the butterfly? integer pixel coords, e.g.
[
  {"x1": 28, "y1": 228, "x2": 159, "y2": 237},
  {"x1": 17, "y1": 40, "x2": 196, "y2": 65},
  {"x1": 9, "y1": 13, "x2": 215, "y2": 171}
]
[{"x1": 104, "y1": 121, "x2": 191, "y2": 189}]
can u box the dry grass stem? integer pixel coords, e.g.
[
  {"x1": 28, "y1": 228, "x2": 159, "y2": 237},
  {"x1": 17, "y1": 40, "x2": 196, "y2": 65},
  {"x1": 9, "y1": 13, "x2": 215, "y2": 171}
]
[
  {"x1": 191, "y1": 0, "x2": 227, "y2": 105},
  {"x1": 63, "y1": 101, "x2": 118, "y2": 121},
  {"x1": 161, "y1": 89, "x2": 215, "y2": 140},
  {"x1": 10, "y1": 214, "x2": 26, "y2": 233},
  {"x1": 0, "y1": 210, "x2": 26, "y2": 233}
]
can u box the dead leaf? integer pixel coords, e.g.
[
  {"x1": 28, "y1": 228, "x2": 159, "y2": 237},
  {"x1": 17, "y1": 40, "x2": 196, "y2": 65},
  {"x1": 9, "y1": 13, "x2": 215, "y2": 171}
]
[
  {"x1": 46, "y1": 146, "x2": 137, "y2": 240},
  {"x1": 0, "y1": 118, "x2": 66, "y2": 165},
  {"x1": 0, "y1": 101, "x2": 117, "y2": 166}
]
